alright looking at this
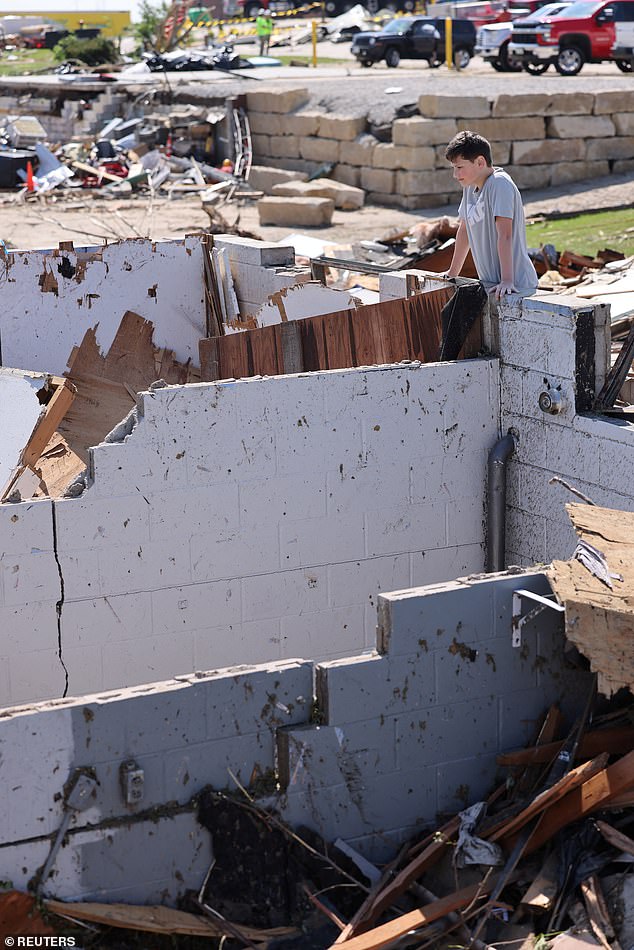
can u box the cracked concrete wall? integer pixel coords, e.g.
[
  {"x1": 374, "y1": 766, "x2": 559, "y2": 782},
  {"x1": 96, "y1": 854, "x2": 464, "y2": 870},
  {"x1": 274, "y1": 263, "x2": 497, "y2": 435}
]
[
  {"x1": 0, "y1": 570, "x2": 588, "y2": 901},
  {"x1": 0, "y1": 359, "x2": 499, "y2": 707},
  {"x1": 493, "y1": 293, "x2": 634, "y2": 564},
  {"x1": 0, "y1": 237, "x2": 206, "y2": 376},
  {"x1": 0, "y1": 660, "x2": 312, "y2": 903}
]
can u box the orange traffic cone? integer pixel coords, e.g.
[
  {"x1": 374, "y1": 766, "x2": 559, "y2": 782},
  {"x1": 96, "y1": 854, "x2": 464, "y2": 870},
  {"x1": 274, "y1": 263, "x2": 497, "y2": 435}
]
[{"x1": 26, "y1": 161, "x2": 35, "y2": 193}]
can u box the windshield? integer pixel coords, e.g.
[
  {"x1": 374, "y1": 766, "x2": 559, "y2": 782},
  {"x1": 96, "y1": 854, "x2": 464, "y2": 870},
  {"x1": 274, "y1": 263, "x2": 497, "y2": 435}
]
[
  {"x1": 522, "y1": 2, "x2": 569, "y2": 19},
  {"x1": 383, "y1": 17, "x2": 414, "y2": 32},
  {"x1": 547, "y1": 0, "x2": 601, "y2": 16}
]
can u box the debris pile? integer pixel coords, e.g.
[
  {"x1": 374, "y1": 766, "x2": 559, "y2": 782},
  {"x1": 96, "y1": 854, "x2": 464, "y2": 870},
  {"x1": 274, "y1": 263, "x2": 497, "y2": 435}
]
[{"x1": 28, "y1": 692, "x2": 634, "y2": 949}]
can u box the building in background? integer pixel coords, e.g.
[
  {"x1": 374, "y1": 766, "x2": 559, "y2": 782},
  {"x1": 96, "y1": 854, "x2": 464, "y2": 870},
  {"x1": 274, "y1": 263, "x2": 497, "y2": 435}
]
[{"x1": 0, "y1": 0, "x2": 131, "y2": 35}]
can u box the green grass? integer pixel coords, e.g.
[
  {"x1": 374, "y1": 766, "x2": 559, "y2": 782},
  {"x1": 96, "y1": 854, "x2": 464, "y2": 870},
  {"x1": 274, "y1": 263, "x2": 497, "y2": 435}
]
[
  {"x1": 526, "y1": 207, "x2": 634, "y2": 258},
  {"x1": 0, "y1": 48, "x2": 57, "y2": 75},
  {"x1": 273, "y1": 54, "x2": 351, "y2": 65}
]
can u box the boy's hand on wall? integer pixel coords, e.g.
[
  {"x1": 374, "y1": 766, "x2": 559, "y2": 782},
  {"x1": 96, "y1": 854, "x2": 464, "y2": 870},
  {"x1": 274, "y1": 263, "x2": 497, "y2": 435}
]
[{"x1": 492, "y1": 280, "x2": 517, "y2": 300}]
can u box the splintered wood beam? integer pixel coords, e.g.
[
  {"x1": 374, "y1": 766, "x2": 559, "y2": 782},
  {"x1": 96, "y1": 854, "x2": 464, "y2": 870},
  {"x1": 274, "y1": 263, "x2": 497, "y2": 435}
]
[
  {"x1": 21, "y1": 378, "x2": 76, "y2": 469},
  {"x1": 330, "y1": 881, "x2": 493, "y2": 950},
  {"x1": 497, "y1": 726, "x2": 634, "y2": 766},
  {"x1": 335, "y1": 816, "x2": 460, "y2": 942},
  {"x1": 513, "y1": 749, "x2": 634, "y2": 855},
  {"x1": 488, "y1": 753, "x2": 609, "y2": 843},
  {"x1": 595, "y1": 819, "x2": 634, "y2": 857}
]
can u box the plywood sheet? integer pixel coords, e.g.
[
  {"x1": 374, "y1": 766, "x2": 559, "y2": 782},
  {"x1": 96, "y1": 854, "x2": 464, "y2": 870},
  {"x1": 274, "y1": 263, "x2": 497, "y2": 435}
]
[
  {"x1": 548, "y1": 504, "x2": 634, "y2": 697},
  {"x1": 61, "y1": 310, "x2": 199, "y2": 463}
]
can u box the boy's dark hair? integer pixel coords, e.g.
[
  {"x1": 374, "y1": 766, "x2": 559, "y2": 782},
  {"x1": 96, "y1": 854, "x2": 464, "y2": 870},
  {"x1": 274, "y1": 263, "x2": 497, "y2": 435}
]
[{"x1": 445, "y1": 131, "x2": 493, "y2": 166}]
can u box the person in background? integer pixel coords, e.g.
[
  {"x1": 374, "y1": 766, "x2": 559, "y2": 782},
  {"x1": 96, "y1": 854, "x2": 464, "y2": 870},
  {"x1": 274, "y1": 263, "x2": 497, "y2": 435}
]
[{"x1": 256, "y1": 8, "x2": 273, "y2": 55}]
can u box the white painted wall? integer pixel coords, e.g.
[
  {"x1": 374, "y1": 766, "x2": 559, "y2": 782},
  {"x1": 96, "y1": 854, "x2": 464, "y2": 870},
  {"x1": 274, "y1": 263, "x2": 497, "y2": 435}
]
[
  {"x1": 0, "y1": 359, "x2": 499, "y2": 706},
  {"x1": 0, "y1": 369, "x2": 48, "y2": 495},
  {"x1": 0, "y1": 238, "x2": 206, "y2": 376},
  {"x1": 496, "y1": 293, "x2": 634, "y2": 564}
]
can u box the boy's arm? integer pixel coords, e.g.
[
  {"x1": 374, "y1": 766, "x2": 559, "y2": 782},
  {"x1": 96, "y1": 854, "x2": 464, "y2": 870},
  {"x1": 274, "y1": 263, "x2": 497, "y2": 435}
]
[
  {"x1": 447, "y1": 219, "x2": 470, "y2": 278},
  {"x1": 492, "y1": 215, "x2": 518, "y2": 299}
]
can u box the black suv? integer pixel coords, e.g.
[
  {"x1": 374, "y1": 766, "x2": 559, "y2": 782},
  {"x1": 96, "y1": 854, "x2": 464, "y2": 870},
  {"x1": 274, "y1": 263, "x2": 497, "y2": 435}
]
[{"x1": 351, "y1": 16, "x2": 476, "y2": 67}]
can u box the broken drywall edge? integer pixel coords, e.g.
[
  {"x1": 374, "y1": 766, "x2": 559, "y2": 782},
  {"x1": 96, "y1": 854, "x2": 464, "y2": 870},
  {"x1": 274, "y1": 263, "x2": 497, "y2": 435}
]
[
  {"x1": 0, "y1": 369, "x2": 50, "y2": 496},
  {"x1": 253, "y1": 282, "x2": 358, "y2": 328}
]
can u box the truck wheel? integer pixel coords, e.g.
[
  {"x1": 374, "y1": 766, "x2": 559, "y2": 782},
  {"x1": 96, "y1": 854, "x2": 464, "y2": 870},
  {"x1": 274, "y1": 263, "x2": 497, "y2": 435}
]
[
  {"x1": 491, "y1": 58, "x2": 505, "y2": 71},
  {"x1": 360, "y1": 59, "x2": 373, "y2": 66},
  {"x1": 616, "y1": 58, "x2": 633, "y2": 72},
  {"x1": 385, "y1": 46, "x2": 400, "y2": 67},
  {"x1": 524, "y1": 61, "x2": 550, "y2": 74},
  {"x1": 499, "y1": 41, "x2": 522, "y2": 71},
  {"x1": 453, "y1": 47, "x2": 471, "y2": 68},
  {"x1": 555, "y1": 45, "x2": 585, "y2": 75}
]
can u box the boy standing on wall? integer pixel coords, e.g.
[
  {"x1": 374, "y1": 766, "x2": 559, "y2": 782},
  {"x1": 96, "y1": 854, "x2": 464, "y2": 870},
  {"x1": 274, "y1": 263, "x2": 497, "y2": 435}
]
[{"x1": 445, "y1": 131, "x2": 538, "y2": 300}]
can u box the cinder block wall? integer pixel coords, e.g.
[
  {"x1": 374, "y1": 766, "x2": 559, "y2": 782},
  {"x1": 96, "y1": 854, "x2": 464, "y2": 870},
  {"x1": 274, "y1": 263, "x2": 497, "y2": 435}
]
[
  {"x1": 493, "y1": 292, "x2": 634, "y2": 563},
  {"x1": 0, "y1": 359, "x2": 498, "y2": 706},
  {"x1": 0, "y1": 570, "x2": 589, "y2": 902},
  {"x1": 247, "y1": 87, "x2": 634, "y2": 208}
]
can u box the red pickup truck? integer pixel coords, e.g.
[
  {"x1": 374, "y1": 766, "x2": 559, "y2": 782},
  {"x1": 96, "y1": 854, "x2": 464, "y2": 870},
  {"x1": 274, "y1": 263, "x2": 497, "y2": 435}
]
[{"x1": 508, "y1": 0, "x2": 634, "y2": 74}]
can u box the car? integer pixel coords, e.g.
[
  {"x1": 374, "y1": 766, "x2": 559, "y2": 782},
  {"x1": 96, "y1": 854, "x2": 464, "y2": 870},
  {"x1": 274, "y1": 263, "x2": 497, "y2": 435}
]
[
  {"x1": 475, "y1": 1, "x2": 571, "y2": 69},
  {"x1": 508, "y1": 0, "x2": 634, "y2": 74},
  {"x1": 350, "y1": 16, "x2": 476, "y2": 67}
]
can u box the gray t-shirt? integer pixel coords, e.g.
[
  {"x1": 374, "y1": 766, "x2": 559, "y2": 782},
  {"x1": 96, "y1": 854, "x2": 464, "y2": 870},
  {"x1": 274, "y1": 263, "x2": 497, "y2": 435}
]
[{"x1": 458, "y1": 168, "x2": 538, "y2": 295}]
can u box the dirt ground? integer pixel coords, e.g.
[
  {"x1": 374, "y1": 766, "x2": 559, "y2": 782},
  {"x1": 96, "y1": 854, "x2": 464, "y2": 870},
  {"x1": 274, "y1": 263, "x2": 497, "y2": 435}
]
[{"x1": 2, "y1": 167, "x2": 634, "y2": 252}]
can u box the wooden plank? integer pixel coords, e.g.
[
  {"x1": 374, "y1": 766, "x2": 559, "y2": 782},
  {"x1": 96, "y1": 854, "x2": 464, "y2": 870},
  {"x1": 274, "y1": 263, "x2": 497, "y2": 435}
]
[
  {"x1": 595, "y1": 819, "x2": 634, "y2": 857},
  {"x1": 301, "y1": 314, "x2": 329, "y2": 371},
  {"x1": 516, "y1": 748, "x2": 634, "y2": 855},
  {"x1": 216, "y1": 331, "x2": 250, "y2": 380},
  {"x1": 21, "y1": 379, "x2": 76, "y2": 469},
  {"x1": 338, "y1": 816, "x2": 460, "y2": 941},
  {"x1": 71, "y1": 160, "x2": 125, "y2": 184},
  {"x1": 488, "y1": 753, "x2": 609, "y2": 843},
  {"x1": 520, "y1": 852, "x2": 559, "y2": 910},
  {"x1": 594, "y1": 322, "x2": 634, "y2": 410},
  {"x1": 330, "y1": 880, "x2": 493, "y2": 950},
  {"x1": 248, "y1": 324, "x2": 281, "y2": 377},
  {"x1": 580, "y1": 875, "x2": 616, "y2": 950},
  {"x1": 497, "y1": 725, "x2": 634, "y2": 766},
  {"x1": 322, "y1": 310, "x2": 354, "y2": 370},
  {"x1": 199, "y1": 337, "x2": 221, "y2": 382},
  {"x1": 280, "y1": 321, "x2": 304, "y2": 374},
  {"x1": 46, "y1": 899, "x2": 299, "y2": 941}
]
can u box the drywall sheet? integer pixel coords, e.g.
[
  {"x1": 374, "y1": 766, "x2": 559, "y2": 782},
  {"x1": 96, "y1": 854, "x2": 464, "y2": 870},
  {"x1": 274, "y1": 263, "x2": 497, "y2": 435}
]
[{"x1": 0, "y1": 237, "x2": 206, "y2": 376}]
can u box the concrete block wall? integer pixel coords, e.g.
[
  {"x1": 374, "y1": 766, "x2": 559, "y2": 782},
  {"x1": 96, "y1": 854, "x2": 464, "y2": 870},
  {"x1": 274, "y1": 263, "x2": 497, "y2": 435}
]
[
  {"x1": 0, "y1": 569, "x2": 587, "y2": 902},
  {"x1": 0, "y1": 237, "x2": 207, "y2": 376},
  {"x1": 0, "y1": 660, "x2": 312, "y2": 903},
  {"x1": 248, "y1": 88, "x2": 634, "y2": 209},
  {"x1": 492, "y1": 292, "x2": 634, "y2": 564},
  {"x1": 0, "y1": 358, "x2": 499, "y2": 706},
  {"x1": 280, "y1": 570, "x2": 589, "y2": 858}
]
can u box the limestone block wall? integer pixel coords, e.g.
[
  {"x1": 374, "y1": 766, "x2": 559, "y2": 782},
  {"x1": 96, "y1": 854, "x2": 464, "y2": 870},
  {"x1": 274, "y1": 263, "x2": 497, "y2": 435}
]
[
  {"x1": 247, "y1": 87, "x2": 634, "y2": 209},
  {"x1": 0, "y1": 359, "x2": 498, "y2": 707},
  {"x1": 0, "y1": 570, "x2": 589, "y2": 903}
]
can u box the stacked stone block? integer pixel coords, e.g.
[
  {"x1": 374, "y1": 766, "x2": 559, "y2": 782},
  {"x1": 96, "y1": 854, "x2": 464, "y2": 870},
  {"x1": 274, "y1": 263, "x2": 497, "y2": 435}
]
[{"x1": 247, "y1": 87, "x2": 634, "y2": 210}]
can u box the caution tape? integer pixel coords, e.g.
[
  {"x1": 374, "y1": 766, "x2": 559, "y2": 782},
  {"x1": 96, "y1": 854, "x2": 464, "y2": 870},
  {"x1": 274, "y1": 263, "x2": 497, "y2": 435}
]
[{"x1": 184, "y1": 1, "x2": 321, "y2": 29}]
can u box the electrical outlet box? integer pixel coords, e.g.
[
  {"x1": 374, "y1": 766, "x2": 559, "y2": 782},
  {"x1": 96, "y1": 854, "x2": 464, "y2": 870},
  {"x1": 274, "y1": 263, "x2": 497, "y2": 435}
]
[{"x1": 120, "y1": 760, "x2": 144, "y2": 805}]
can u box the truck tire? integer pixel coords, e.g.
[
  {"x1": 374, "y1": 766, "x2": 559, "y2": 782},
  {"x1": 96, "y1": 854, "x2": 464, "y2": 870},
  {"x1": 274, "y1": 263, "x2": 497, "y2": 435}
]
[
  {"x1": 385, "y1": 46, "x2": 400, "y2": 67},
  {"x1": 524, "y1": 61, "x2": 550, "y2": 74},
  {"x1": 499, "y1": 41, "x2": 522, "y2": 71},
  {"x1": 360, "y1": 59, "x2": 373, "y2": 66},
  {"x1": 616, "y1": 59, "x2": 633, "y2": 71},
  {"x1": 555, "y1": 45, "x2": 585, "y2": 74},
  {"x1": 454, "y1": 47, "x2": 471, "y2": 68}
]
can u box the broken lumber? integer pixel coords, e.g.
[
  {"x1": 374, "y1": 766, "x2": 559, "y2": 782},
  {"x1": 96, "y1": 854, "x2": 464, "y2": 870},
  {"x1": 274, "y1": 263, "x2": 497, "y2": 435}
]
[
  {"x1": 335, "y1": 816, "x2": 459, "y2": 941},
  {"x1": 510, "y1": 749, "x2": 634, "y2": 854},
  {"x1": 487, "y1": 753, "x2": 609, "y2": 843},
  {"x1": 595, "y1": 819, "x2": 634, "y2": 857},
  {"x1": 45, "y1": 899, "x2": 299, "y2": 942},
  {"x1": 330, "y1": 881, "x2": 493, "y2": 950},
  {"x1": 497, "y1": 725, "x2": 634, "y2": 766}
]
